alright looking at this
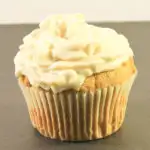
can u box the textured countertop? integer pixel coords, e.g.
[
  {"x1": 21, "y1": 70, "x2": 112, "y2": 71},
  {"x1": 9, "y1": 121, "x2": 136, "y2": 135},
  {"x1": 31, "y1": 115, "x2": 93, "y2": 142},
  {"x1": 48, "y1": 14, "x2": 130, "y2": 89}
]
[{"x1": 0, "y1": 22, "x2": 149, "y2": 150}]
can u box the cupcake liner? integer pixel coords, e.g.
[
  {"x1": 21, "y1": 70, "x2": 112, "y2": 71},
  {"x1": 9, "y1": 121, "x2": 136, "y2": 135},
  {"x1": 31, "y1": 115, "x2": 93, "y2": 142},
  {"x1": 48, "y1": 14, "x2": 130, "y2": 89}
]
[{"x1": 19, "y1": 73, "x2": 137, "y2": 141}]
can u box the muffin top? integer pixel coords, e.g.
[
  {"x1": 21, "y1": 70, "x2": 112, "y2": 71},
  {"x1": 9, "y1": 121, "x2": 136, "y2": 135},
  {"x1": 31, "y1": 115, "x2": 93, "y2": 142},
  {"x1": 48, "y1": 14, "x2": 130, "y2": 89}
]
[{"x1": 14, "y1": 14, "x2": 133, "y2": 93}]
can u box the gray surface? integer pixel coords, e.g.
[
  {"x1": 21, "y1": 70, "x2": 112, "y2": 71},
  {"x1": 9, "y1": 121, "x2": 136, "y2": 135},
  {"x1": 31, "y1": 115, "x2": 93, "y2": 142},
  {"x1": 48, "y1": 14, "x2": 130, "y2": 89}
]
[{"x1": 0, "y1": 23, "x2": 149, "y2": 150}]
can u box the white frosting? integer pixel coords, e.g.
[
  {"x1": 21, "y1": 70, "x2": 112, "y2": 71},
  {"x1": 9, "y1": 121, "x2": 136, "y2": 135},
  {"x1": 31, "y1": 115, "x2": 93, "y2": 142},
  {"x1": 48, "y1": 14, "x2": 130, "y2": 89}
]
[{"x1": 14, "y1": 14, "x2": 133, "y2": 93}]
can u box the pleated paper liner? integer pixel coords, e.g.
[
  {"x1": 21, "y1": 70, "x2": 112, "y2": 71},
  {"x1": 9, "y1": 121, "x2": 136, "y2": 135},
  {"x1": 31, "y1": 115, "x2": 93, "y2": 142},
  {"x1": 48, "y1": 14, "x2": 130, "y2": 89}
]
[{"x1": 19, "y1": 73, "x2": 136, "y2": 141}]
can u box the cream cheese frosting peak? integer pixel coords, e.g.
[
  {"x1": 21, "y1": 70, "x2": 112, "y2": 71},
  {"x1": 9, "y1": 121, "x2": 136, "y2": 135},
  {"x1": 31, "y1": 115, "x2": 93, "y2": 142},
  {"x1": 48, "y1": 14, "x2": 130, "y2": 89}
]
[{"x1": 14, "y1": 14, "x2": 134, "y2": 93}]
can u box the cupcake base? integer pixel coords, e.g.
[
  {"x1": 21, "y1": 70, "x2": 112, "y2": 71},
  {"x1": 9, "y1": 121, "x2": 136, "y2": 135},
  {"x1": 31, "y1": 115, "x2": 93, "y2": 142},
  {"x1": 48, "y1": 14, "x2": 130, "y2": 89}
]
[{"x1": 19, "y1": 73, "x2": 136, "y2": 141}]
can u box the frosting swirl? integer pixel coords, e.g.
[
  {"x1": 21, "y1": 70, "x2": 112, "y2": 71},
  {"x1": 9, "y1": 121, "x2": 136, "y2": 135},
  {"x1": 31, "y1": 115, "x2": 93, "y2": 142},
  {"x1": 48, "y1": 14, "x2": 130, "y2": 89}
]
[{"x1": 14, "y1": 14, "x2": 133, "y2": 93}]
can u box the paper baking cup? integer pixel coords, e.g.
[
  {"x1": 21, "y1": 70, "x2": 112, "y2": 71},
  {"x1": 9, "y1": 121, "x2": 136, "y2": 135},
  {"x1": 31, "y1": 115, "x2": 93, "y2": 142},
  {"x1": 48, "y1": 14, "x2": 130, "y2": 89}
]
[{"x1": 18, "y1": 73, "x2": 136, "y2": 141}]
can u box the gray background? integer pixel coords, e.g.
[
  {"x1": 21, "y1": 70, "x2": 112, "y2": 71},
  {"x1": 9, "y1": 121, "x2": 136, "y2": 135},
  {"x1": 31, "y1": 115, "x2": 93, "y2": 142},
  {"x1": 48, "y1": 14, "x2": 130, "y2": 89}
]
[{"x1": 0, "y1": 23, "x2": 149, "y2": 150}]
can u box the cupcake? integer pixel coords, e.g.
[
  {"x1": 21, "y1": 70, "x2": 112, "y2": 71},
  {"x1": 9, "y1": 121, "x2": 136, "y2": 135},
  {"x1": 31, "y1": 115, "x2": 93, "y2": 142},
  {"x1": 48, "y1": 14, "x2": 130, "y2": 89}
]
[{"x1": 14, "y1": 14, "x2": 137, "y2": 141}]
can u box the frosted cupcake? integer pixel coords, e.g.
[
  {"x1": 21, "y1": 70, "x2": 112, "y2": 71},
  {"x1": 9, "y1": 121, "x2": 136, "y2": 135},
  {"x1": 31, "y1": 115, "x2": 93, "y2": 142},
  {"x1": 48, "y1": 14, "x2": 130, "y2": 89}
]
[{"x1": 14, "y1": 14, "x2": 137, "y2": 141}]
